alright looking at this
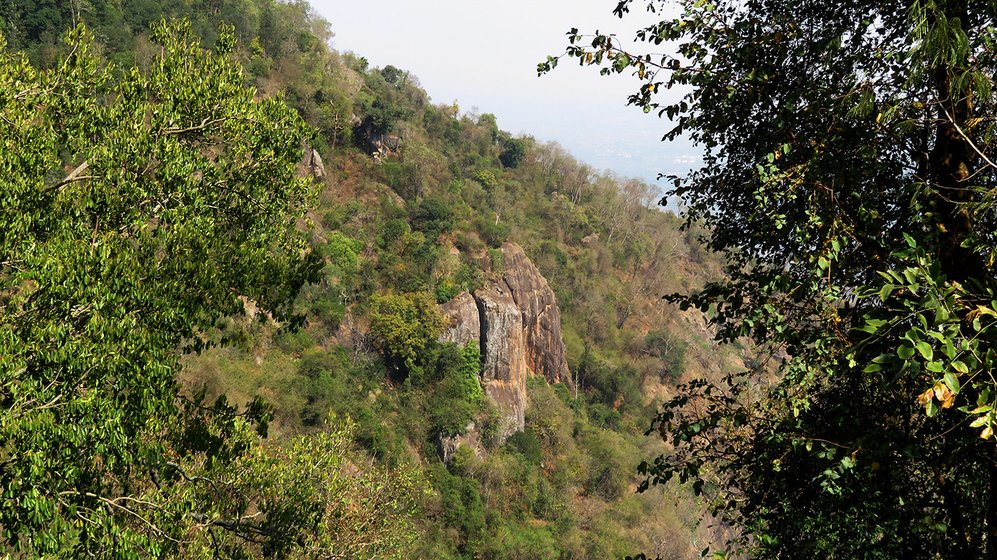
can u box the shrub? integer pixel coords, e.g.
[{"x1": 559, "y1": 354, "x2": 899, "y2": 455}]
[
  {"x1": 498, "y1": 137, "x2": 527, "y2": 169},
  {"x1": 368, "y1": 291, "x2": 445, "y2": 373},
  {"x1": 505, "y1": 430, "x2": 542, "y2": 466},
  {"x1": 473, "y1": 169, "x2": 498, "y2": 189},
  {"x1": 411, "y1": 195, "x2": 455, "y2": 239},
  {"x1": 479, "y1": 219, "x2": 511, "y2": 248},
  {"x1": 431, "y1": 343, "x2": 485, "y2": 436},
  {"x1": 643, "y1": 328, "x2": 688, "y2": 382}
]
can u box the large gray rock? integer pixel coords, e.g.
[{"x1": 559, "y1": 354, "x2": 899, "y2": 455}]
[{"x1": 434, "y1": 243, "x2": 572, "y2": 442}]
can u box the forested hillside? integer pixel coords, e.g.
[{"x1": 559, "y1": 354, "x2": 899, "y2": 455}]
[{"x1": 0, "y1": 1, "x2": 738, "y2": 557}]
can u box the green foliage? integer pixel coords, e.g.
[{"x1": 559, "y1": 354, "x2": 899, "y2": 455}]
[
  {"x1": 179, "y1": 416, "x2": 421, "y2": 558},
  {"x1": 643, "y1": 328, "x2": 687, "y2": 382},
  {"x1": 1, "y1": 1, "x2": 737, "y2": 556},
  {"x1": 428, "y1": 463, "x2": 487, "y2": 549},
  {"x1": 430, "y1": 342, "x2": 485, "y2": 436},
  {"x1": 499, "y1": 137, "x2": 527, "y2": 169},
  {"x1": 556, "y1": 0, "x2": 997, "y2": 557},
  {"x1": 505, "y1": 430, "x2": 543, "y2": 465},
  {"x1": 0, "y1": 20, "x2": 319, "y2": 556},
  {"x1": 296, "y1": 231, "x2": 363, "y2": 330},
  {"x1": 473, "y1": 168, "x2": 499, "y2": 189},
  {"x1": 479, "y1": 217, "x2": 512, "y2": 248},
  {"x1": 412, "y1": 195, "x2": 456, "y2": 239},
  {"x1": 368, "y1": 291, "x2": 446, "y2": 373}
]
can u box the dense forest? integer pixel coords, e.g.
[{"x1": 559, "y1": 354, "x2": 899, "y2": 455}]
[
  {"x1": 0, "y1": 1, "x2": 738, "y2": 558},
  {"x1": 22, "y1": 0, "x2": 996, "y2": 557}
]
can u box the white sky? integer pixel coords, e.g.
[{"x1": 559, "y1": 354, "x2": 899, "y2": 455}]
[{"x1": 309, "y1": 0, "x2": 699, "y2": 188}]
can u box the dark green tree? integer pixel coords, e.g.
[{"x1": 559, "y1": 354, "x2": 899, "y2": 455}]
[
  {"x1": 547, "y1": 0, "x2": 997, "y2": 557},
  {"x1": 499, "y1": 137, "x2": 527, "y2": 169}
]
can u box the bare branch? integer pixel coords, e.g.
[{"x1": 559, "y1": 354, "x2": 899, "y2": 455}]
[{"x1": 44, "y1": 161, "x2": 96, "y2": 193}]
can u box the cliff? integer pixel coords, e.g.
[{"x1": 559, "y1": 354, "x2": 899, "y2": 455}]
[
  {"x1": 500, "y1": 243, "x2": 571, "y2": 387},
  {"x1": 438, "y1": 243, "x2": 572, "y2": 441}
]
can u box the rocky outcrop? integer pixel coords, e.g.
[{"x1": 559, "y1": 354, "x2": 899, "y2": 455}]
[
  {"x1": 299, "y1": 147, "x2": 326, "y2": 181},
  {"x1": 439, "y1": 291, "x2": 479, "y2": 346},
  {"x1": 439, "y1": 423, "x2": 483, "y2": 463},
  {"x1": 475, "y1": 283, "x2": 528, "y2": 440},
  {"x1": 500, "y1": 243, "x2": 571, "y2": 387},
  {"x1": 437, "y1": 243, "x2": 571, "y2": 442},
  {"x1": 308, "y1": 148, "x2": 326, "y2": 181}
]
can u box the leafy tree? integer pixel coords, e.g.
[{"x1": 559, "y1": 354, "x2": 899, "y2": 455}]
[
  {"x1": 381, "y1": 63, "x2": 406, "y2": 85},
  {"x1": 431, "y1": 342, "x2": 485, "y2": 436},
  {"x1": 0, "y1": 21, "x2": 322, "y2": 556},
  {"x1": 412, "y1": 195, "x2": 456, "y2": 239},
  {"x1": 368, "y1": 291, "x2": 446, "y2": 374},
  {"x1": 549, "y1": 0, "x2": 997, "y2": 557},
  {"x1": 499, "y1": 137, "x2": 527, "y2": 169},
  {"x1": 179, "y1": 416, "x2": 420, "y2": 558}
]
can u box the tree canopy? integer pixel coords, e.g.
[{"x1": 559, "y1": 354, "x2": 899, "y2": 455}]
[
  {"x1": 547, "y1": 0, "x2": 997, "y2": 557},
  {"x1": 0, "y1": 20, "x2": 384, "y2": 556}
]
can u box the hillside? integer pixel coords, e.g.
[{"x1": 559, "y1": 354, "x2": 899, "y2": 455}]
[{"x1": 0, "y1": 2, "x2": 743, "y2": 558}]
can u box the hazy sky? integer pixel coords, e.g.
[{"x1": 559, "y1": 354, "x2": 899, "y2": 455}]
[{"x1": 309, "y1": 0, "x2": 698, "y2": 187}]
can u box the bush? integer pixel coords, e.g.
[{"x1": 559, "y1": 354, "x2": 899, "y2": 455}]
[
  {"x1": 479, "y1": 219, "x2": 511, "y2": 248},
  {"x1": 274, "y1": 328, "x2": 316, "y2": 354},
  {"x1": 368, "y1": 291, "x2": 445, "y2": 373},
  {"x1": 643, "y1": 328, "x2": 688, "y2": 382},
  {"x1": 430, "y1": 343, "x2": 485, "y2": 436},
  {"x1": 411, "y1": 195, "x2": 455, "y2": 239},
  {"x1": 434, "y1": 279, "x2": 461, "y2": 303},
  {"x1": 498, "y1": 137, "x2": 527, "y2": 169},
  {"x1": 473, "y1": 169, "x2": 498, "y2": 189},
  {"x1": 505, "y1": 430, "x2": 542, "y2": 466},
  {"x1": 298, "y1": 349, "x2": 341, "y2": 379},
  {"x1": 429, "y1": 465, "x2": 487, "y2": 546},
  {"x1": 353, "y1": 405, "x2": 402, "y2": 464}
]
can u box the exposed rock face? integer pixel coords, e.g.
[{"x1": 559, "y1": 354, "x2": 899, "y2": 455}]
[
  {"x1": 436, "y1": 243, "x2": 571, "y2": 442},
  {"x1": 439, "y1": 291, "x2": 479, "y2": 346},
  {"x1": 500, "y1": 243, "x2": 571, "y2": 387},
  {"x1": 439, "y1": 423, "x2": 483, "y2": 463},
  {"x1": 475, "y1": 284, "x2": 528, "y2": 440},
  {"x1": 299, "y1": 147, "x2": 326, "y2": 181}
]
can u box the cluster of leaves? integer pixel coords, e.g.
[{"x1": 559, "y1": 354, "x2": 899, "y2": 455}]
[
  {"x1": 0, "y1": 18, "x2": 433, "y2": 556},
  {"x1": 550, "y1": 0, "x2": 997, "y2": 557}
]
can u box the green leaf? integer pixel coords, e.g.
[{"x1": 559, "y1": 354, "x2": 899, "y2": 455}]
[
  {"x1": 863, "y1": 363, "x2": 882, "y2": 373},
  {"x1": 878, "y1": 283, "x2": 894, "y2": 301},
  {"x1": 915, "y1": 341, "x2": 933, "y2": 361},
  {"x1": 943, "y1": 372, "x2": 960, "y2": 394}
]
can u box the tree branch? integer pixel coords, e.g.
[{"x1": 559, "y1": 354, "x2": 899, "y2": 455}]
[{"x1": 44, "y1": 161, "x2": 96, "y2": 193}]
